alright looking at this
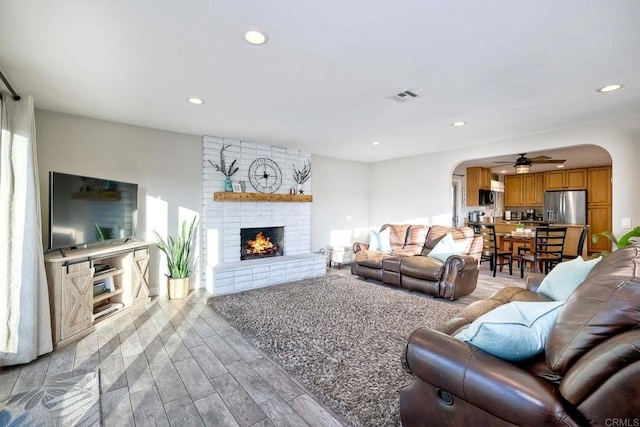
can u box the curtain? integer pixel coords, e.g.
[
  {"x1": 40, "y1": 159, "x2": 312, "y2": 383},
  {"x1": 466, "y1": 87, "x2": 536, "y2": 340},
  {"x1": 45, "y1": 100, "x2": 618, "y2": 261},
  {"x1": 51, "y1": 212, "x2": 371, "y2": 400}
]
[{"x1": 0, "y1": 93, "x2": 52, "y2": 366}]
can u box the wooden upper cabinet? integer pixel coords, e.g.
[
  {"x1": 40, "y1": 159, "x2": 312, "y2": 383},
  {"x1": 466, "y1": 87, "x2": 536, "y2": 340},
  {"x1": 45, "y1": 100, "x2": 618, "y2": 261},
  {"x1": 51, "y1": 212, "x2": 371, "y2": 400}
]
[
  {"x1": 545, "y1": 170, "x2": 565, "y2": 190},
  {"x1": 479, "y1": 168, "x2": 492, "y2": 190},
  {"x1": 523, "y1": 173, "x2": 544, "y2": 206},
  {"x1": 566, "y1": 169, "x2": 587, "y2": 189},
  {"x1": 505, "y1": 175, "x2": 523, "y2": 206},
  {"x1": 466, "y1": 167, "x2": 491, "y2": 206},
  {"x1": 587, "y1": 166, "x2": 612, "y2": 205},
  {"x1": 545, "y1": 168, "x2": 587, "y2": 190}
]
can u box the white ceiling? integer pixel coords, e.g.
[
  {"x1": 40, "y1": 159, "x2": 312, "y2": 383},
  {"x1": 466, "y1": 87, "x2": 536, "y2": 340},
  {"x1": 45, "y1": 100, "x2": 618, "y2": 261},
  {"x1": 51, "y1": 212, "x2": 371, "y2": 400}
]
[{"x1": 1, "y1": 1, "x2": 639, "y2": 163}]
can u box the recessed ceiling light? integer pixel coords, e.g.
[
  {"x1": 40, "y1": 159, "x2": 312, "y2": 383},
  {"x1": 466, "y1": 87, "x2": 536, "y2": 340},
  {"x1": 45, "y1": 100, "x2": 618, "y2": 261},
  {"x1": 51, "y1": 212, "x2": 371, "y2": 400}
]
[
  {"x1": 597, "y1": 84, "x2": 623, "y2": 93},
  {"x1": 371, "y1": 141, "x2": 380, "y2": 146},
  {"x1": 557, "y1": 165, "x2": 564, "y2": 168},
  {"x1": 452, "y1": 121, "x2": 467, "y2": 127},
  {"x1": 244, "y1": 30, "x2": 268, "y2": 45},
  {"x1": 500, "y1": 170, "x2": 507, "y2": 174},
  {"x1": 187, "y1": 97, "x2": 204, "y2": 105}
]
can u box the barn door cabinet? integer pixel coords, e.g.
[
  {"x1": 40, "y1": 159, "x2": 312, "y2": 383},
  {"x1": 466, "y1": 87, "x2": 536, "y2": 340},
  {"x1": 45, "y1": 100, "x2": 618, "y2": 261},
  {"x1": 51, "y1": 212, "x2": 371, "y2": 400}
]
[{"x1": 45, "y1": 240, "x2": 152, "y2": 348}]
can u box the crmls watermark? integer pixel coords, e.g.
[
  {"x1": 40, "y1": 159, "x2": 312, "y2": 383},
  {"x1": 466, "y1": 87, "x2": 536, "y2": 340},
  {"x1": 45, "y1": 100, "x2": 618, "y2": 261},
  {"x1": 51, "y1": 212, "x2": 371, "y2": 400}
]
[{"x1": 605, "y1": 419, "x2": 640, "y2": 427}]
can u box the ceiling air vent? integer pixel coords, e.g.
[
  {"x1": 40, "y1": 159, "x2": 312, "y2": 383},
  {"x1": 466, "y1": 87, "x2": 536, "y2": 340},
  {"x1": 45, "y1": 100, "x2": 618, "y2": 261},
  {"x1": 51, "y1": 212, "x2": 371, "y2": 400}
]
[{"x1": 388, "y1": 89, "x2": 420, "y2": 103}]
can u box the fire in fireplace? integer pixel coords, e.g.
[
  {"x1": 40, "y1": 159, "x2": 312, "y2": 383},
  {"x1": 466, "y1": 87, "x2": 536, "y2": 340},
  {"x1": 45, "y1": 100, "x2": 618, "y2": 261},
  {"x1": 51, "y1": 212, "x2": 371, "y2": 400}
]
[{"x1": 240, "y1": 227, "x2": 284, "y2": 260}]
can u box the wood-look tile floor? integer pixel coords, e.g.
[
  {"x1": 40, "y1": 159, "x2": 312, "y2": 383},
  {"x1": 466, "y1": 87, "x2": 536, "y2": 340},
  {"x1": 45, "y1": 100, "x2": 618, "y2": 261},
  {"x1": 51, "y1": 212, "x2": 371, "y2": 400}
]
[
  {"x1": 0, "y1": 289, "x2": 345, "y2": 427},
  {"x1": 0, "y1": 262, "x2": 525, "y2": 427}
]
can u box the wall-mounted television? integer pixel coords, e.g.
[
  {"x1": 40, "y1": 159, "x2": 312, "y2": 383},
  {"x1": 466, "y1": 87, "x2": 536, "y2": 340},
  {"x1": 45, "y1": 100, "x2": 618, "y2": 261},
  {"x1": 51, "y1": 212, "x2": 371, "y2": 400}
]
[{"x1": 48, "y1": 172, "x2": 138, "y2": 250}]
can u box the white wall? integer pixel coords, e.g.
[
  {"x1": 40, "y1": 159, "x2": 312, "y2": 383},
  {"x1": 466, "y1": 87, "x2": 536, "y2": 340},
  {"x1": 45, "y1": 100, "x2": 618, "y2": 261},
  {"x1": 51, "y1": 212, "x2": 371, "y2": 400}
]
[
  {"x1": 310, "y1": 155, "x2": 371, "y2": 251},
  {"x1": 35, "y1": 110, "x2": 202, "y2": 294},
  {"x1": 369, "y1": 115, "x2": 640, "y2": 238}
]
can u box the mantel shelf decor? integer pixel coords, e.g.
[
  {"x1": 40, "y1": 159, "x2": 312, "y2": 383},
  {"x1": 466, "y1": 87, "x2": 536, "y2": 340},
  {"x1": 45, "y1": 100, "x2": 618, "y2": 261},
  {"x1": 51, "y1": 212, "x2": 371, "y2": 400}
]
[
  {"x1": 213, "y1": 192, "x2": 312, "y2": 203},
  {"x1": 208, "y1": 144, "x2": 239, "y2": 192}
]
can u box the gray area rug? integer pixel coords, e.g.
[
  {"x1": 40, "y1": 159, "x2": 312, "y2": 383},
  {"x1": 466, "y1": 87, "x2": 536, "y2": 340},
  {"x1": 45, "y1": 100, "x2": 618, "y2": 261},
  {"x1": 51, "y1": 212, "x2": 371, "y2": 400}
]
[
  {"x1": 0, "y1": 370, "x2": 100, "y2": 427},
  {"x1": 208, "y1": 273, "x2": 461, "y2": 426}
]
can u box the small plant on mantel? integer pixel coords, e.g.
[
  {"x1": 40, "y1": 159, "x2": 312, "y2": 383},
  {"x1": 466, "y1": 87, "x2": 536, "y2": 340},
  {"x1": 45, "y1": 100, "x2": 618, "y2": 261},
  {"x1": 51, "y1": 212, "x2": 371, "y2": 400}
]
[
  {"x1": 293, "y1": 160, "x2": 311, "y2": 194},
  {"x1": 592, "y1": 226, "x2": 640, "y2": 257},
  {"x1": 208, "y1": 144, "x2": 239, "y2": 192}
]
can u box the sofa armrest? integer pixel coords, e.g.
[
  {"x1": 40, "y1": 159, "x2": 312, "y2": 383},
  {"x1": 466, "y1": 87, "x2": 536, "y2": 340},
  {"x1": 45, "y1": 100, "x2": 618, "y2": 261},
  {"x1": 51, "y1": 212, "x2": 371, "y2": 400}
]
[
  {"x1": 441, "y1": 255, "x2": 479, "y2": 300},
  {"x1": 404, "y1": 328, "x2": 573, "y2": 426},
  {"x1": 352, "y1": 242, "x2": 369, "y2": 253}
]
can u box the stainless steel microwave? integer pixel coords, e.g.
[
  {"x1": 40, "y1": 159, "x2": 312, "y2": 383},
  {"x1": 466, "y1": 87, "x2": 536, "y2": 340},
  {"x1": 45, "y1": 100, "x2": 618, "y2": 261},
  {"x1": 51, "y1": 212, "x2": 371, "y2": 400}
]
[{"x1": 478, "y1": 189, "x2": 494, "y2": 206}]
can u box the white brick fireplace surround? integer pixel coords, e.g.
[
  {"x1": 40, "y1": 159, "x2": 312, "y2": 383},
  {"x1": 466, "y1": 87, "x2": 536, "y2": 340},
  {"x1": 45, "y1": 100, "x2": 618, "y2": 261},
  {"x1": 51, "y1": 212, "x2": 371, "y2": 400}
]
[{"x1": 203, "y1": 136, "x2": 325, "y2": 295}]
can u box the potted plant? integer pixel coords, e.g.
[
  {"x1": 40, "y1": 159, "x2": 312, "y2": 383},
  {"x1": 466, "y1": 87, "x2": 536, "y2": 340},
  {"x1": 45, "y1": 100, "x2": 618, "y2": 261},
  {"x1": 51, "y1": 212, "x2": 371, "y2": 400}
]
[
  {"x1": 592, "y1": 226, "x2": 640, "y2": 257},
  {"x1": 154, "y1": 217, "x2": 197, "y2": 299},
  {"x1": 292, "y1": 159, "x2": 311, "y2": 194},
  {"x1": 208, "y1": 144, "x2": 239, "y2": 192}
]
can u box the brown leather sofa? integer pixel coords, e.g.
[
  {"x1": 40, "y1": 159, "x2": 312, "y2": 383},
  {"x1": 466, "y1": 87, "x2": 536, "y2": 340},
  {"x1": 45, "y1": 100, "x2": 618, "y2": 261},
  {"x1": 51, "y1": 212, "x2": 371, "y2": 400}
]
[
  {"x1": 400, "y1": 243, "x2": 640, "y2": 426},
  {"x1": 351, "y1": 224, "x2": 482, "y2": 300},
  {"x1": 351, "y1": 224, "x2": 429, "y2": 281}
]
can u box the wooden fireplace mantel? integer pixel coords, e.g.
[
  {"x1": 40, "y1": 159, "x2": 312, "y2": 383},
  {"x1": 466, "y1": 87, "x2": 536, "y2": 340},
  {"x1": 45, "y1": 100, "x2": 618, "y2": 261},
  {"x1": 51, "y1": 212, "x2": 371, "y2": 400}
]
[{"x1": 213, "y1": 192, "x2": 313, "y2": 202}]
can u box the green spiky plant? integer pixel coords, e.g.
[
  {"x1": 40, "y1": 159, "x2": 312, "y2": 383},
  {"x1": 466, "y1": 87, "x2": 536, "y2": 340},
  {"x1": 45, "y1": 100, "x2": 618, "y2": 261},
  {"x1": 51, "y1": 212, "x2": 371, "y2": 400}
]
[
  {"x1": 592, "y1": 226, "x2": 640, "y2": 257},
  {"x1": 154, "y1": 217, "x2": 197, "y2": 278}
]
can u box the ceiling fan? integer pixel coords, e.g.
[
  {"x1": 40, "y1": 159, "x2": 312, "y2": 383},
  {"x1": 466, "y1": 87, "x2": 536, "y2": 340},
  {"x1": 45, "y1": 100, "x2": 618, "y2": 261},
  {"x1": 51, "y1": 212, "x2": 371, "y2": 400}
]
[{"x1": 494, "y1": 153, "x2": 566, "y2": 173}]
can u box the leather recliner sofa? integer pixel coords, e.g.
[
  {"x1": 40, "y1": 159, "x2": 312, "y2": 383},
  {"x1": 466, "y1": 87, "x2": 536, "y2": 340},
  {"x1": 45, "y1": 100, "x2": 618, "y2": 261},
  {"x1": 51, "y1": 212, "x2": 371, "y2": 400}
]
[
  {"x1": 351, "y1": 223, "x2": 430, "y2": 281},
  {"x1": 400, "y1": 243, "x2": 640, "y2": 426},
  {"x1": 351, "y1": 224, "x2": 483, "y2": 300}
]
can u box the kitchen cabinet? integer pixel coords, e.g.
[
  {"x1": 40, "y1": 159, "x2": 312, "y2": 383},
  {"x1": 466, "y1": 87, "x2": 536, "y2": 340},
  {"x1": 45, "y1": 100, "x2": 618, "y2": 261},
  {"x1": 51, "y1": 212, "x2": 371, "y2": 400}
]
[
  {"x1": 587, "y1": 166, "x2": 612, "y2": 254},
  {"x1": 545, "y1": 169, "x2": 587, "y2": 190},
  {"x1": 587, "y1": 166, "x2": 612, "y2": 205},
  {"x1": 504, "y1": 175, "x2": 523, "y2": 206},
  {"x1": 523, "y1": 173, "x2": 544, "y2": 206},
  {"x1": 466, "y1": 167, "x2": 492, "y2": 206},
  {"x1": 588, "y1": 205, "x2": 612, "y2": 254}
]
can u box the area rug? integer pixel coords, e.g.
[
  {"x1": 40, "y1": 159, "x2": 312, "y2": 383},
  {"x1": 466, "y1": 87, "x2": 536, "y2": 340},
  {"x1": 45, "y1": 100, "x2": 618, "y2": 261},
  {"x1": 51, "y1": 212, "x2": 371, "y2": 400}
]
[
  {"x1": 0, "y1": 370, "x2": 101, "y2": 427},
  {"x1": 207, "y1": 273, "x2": 462, "y2": 426}
]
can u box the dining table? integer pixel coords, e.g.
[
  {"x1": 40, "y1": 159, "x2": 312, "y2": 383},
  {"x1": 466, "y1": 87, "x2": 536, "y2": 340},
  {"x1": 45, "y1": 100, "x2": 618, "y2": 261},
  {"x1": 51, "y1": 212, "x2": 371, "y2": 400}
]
[
  {"x1": 496, "y1": 232, "x2": 535, "y2": 271},
  {"x1": 497, "y1": 232, "x2": 534, "y2": 253}
]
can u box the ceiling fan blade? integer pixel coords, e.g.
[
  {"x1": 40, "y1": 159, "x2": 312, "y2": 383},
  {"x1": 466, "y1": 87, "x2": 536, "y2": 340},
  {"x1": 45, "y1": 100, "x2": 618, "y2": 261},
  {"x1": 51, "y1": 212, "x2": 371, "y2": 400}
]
[
  {"x1": 527, "y1": 155, "x2": 552, "y2": 161},
  {"x1": 530, "y1": 158, "x2": 566, "y2": 164}
]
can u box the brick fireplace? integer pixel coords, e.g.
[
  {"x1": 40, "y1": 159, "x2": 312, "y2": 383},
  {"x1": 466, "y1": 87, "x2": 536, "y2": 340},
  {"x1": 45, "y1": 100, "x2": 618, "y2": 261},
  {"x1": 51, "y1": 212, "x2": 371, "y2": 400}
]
[{"x1": 203, "y1": 136, "x2": 326, "y2": 295}]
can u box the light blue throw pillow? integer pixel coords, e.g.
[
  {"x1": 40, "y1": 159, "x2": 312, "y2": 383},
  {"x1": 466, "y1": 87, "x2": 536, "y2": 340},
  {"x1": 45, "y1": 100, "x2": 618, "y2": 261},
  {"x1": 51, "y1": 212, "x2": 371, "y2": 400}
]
[
  {"x1": 368, "y1": 227, "x2": 391, "y2": 252},
  {"x1": 427, "y1": 233, "x2": 466, "y2": 263},
  {"x1": 537, "y1": 256, "x2": 601, "y2": 301},
  {"x1": 454, "y1": 301, "x2": 564, "y2": 361}
]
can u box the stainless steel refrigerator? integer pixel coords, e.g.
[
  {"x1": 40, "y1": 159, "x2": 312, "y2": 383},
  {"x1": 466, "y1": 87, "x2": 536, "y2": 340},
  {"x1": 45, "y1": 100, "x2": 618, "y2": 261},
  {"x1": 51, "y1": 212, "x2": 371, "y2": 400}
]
[{"x1": 543, "y1": 190, "x2": 587, "y2": 224}]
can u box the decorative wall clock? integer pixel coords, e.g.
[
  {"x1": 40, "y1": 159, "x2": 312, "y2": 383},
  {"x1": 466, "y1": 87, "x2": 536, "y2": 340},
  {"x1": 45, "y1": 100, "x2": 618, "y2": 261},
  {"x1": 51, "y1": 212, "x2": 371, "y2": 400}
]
[{"x1": 248, "y1": 158, "x2": 283, "y2": 193}]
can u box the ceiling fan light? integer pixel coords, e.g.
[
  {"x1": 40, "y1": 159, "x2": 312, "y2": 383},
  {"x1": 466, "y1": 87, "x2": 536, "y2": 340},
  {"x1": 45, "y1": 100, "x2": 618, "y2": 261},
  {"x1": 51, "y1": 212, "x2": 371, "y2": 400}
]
[{"x1": 515, "y1": 164, "x2": 530, "y2": 174}]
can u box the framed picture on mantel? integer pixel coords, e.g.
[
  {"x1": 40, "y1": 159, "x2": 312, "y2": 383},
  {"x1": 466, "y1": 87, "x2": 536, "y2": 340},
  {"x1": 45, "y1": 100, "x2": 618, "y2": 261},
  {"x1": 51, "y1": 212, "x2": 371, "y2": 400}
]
[{"x1": 232, "y1": 183, "x2": 242, "y2": 193}]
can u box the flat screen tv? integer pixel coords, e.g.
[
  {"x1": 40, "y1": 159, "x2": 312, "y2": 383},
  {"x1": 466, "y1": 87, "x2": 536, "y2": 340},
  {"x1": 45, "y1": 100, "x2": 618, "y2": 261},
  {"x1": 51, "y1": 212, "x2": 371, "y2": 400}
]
[{"x1": 48, "y1": 172, "x2": 138, "y2": 250}]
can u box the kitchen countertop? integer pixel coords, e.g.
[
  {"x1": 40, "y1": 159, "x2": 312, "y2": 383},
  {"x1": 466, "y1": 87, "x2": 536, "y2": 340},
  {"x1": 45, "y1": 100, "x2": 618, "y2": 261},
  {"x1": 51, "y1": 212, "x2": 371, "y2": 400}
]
[{"x1": 494, "y1": 220, "x2": 585, "y2": 227}]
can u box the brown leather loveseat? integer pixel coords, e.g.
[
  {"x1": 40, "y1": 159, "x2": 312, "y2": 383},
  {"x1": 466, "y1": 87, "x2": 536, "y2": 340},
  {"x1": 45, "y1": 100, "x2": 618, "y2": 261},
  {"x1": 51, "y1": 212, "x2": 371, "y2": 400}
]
[
  {"x1": 400, "y1": 243, "x2": 640, "y2": 426},
  {"x1": 351, "y1": 224, "x2": 482, "y2": 300}
]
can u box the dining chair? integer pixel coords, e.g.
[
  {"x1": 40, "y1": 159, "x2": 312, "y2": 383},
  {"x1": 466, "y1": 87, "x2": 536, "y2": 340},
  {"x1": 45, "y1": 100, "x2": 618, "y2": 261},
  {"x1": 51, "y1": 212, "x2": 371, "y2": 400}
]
[
  {"x1": 515, "y1": 222, "x2": 549, "y2": 267},
  {"x1": 479, "y1": 224, "x2": 513, "y2": 277},
  {"x1": 563, "y1": 225, "x2": 589, "y2": 261},
  {"x1": 520, "y1": 226, "x2": 568, "y2": 278}
]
